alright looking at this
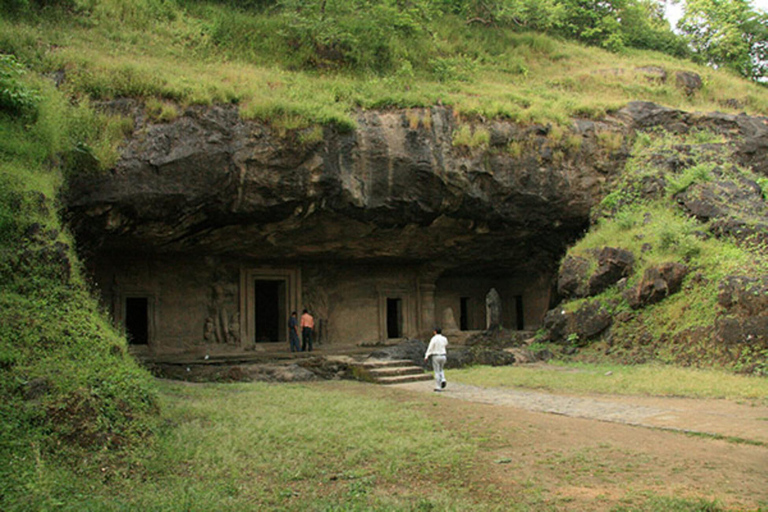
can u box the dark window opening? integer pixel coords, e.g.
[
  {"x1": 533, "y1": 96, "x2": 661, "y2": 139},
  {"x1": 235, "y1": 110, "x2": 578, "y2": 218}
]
[
  {"x1": 386, "y1": 298, "x2": 402, "y2": 339},
  {"x1": 460, "y1": 297, "x2": 469, "y2": 331},
  {"x1": 125, "y1": 297, "x2": 149, "y2": 345},
  {"x1": 254, "y1": 280, "x2": 286, "y2": 342},
  {"x1": 515, "y1": 295, "x2": 524, "y2": 330}
]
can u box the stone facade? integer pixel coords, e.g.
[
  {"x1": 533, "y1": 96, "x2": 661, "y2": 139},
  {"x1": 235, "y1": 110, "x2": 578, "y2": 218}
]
[{"x1": 92, "y1": 251, "x2": 551, "y2": 355}]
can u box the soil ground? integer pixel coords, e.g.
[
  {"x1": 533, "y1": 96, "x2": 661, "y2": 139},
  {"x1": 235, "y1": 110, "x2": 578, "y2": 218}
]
[{"x1": 334, "y1": 378, "x2": 768, "y2": 511}]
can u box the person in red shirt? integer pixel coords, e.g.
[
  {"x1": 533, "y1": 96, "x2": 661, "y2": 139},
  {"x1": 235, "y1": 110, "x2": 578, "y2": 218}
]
[{"x1": 300, "y1": 309, "x2": 315, "y2": 352}]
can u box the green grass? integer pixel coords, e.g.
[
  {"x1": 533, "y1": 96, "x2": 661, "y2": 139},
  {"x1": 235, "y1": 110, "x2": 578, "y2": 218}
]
[
  {"x1": 2, "y1": 1, "x2": 768, "y2": 131},
  {"x1": 451, "y1": 362, "x2": 768, "y2": 402},
  {"x1": 2, "y1": 380, "x2": 484, "y2": 511},
  {"x1": 4, "y1": 377, "x2": 760, "y2": 511}
]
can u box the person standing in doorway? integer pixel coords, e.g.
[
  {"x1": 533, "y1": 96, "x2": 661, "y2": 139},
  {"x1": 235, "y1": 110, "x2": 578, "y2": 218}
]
[
  {"x1": 424, "y1": 327, "x2": 448, "y2": 391},
  {"x1": 300, "y1": 309, "x2": 315, "y2": 352},
  {"x1": 288, "y1": 311, "x2": 300, "y2": 353}
]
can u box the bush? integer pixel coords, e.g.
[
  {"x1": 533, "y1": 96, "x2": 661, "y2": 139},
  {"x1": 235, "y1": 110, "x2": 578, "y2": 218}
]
[{"x1": 0, "y1": 53, "x2": 38, "y2": 117}]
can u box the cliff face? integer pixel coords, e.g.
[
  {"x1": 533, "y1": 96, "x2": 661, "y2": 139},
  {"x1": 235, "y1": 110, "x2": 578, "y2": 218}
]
[
  {"x1": 65, "y1": 103, "x2": 635, "y2": 277},
  {"x1": 65, "y1": 100, "x2": 768, "y2": 362},
  {"x1": 66, "y1": 101, "x2": 768, "y2": 279}
]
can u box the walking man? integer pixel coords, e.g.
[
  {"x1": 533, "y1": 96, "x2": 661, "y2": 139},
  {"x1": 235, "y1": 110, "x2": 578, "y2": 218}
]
[
  {"x1": 424, "y1": 327, "x2": 448, "y2": 392},
  {"x1": 300, "y1": 309, "x2": 315, "y2": 352},
  {"x1": 288, "y1": 311, "x2": 300, "y2": 352}
]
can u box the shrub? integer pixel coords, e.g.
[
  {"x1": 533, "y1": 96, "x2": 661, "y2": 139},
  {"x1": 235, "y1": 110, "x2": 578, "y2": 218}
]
[{"x1": 0, "y1": 53, "x2": 38, "y2": 117}]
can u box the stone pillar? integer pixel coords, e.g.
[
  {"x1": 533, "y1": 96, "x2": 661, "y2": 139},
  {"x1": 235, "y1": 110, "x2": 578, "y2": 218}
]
[
  {"x1": 486, "y1": 288, "x2": 502, "y2": 330},
  {"x1": 418, "y1": 283, "x2": 437, "y2": 338}
]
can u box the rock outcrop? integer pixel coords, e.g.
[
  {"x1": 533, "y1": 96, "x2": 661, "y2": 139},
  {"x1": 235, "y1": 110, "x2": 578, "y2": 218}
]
[
  {"x1": 66, "y1": 102, "x2": 631, "y2": 277},
  {"x1": 66, "y1": 102, "x2": 768, "y2": 279}
]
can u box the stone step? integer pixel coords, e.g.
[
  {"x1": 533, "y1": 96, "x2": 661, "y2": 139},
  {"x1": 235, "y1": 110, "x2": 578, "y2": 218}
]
[
  {"x1": 357, "y1": 359, "x2": 415, "y2": 369},
  {"x1": 376, "y1": 373, "x2": 434, "y2": 385},
  {"x1": 351, "y1": 359, "x2": 432, "y2": 385},
  {"x1": 368, "y1": 366, "x2": 425, "y2": 378}
]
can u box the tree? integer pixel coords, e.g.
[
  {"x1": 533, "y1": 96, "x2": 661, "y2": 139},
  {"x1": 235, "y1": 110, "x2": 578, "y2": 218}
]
[{"x1": 678, "y1": 0, "x2": 768, "y2": 81}]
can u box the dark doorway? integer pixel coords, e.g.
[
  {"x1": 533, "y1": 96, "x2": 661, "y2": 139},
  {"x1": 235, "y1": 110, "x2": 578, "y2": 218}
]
[
  {"x1": 386, "y1": 298, "x2": 402, "y2": 339},
  {"x1": 125, "y1": 297, "x2": 149, "y2": 345},
  {"x1": 515, "y1": 295, "x2": 524, "y2": 330},
  {"x1": 460, "y1": 297, "x2": 470, "y2": 331},
  {"x1": 254, "y1": 280, "x2": 286, "y2": 342}
]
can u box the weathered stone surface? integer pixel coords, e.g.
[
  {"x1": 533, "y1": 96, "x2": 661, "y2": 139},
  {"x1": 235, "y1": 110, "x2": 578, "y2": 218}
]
[
  {"x1": 715, "y1": 276, "x2": 768, "y2": 349},
  {"x1": 557, "y1": 255, "x2": 590, "y2": 298},
  {"x1": 485, "y1": 288, "x2": 502, "y2": 329},
  {"x1": 575, "y1": 300, "x2": 613, "y2": 340},
  {"x1": 446, "y1": 346, "x2": 516, "y2": 368},
  {"x1": 464, "y1": 327, "x2": 533, "y2": 348},
  {"x1": 65, "y1": 101, "x2": 768, "y2": 278},
  {"x1": 557, "y1": 247, "x2": 634, "y2": 299},
  {"x1": 718, "y1": 276, "x2": 768, "y2": 316},
  {"x1": 588, "y1": 247, "x2": 635, "y2": 296},
  {"x1": 65, "y1": 103, "x2": 629, "y2": 279},
  {"x1": 625, "y1": 262, "x2": 689, "y2": 309},
  {"x1": 676, "y1": 172, "x2": 768, "y2": 245},
  {"x1": 542, "y1": 300, "x2": 612, "y2": 343},
  {"x1": 636, "y1": 66, "x2": 667, "y2": 84},
  {"x1": 675, "y1": 71, "x2": 703, "y2": 96},
  {"x1": 368, "y1": 339, "x2": 428, "y2": 367}
]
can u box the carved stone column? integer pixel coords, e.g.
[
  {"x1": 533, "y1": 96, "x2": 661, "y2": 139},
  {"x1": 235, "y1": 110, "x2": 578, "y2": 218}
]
[{"x1": 418, "y1": 283, "x2": 437, "y2": 338}]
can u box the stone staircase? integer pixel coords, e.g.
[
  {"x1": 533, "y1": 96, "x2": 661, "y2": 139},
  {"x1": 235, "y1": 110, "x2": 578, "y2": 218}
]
[{"x1": 351, "y1": 359, "x2": 433, "y2": 385}]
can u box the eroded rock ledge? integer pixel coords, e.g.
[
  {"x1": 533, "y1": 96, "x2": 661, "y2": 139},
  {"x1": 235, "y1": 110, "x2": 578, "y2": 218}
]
[{"x1": 66, "y1": 102, "x2": 768, "y2": 279}]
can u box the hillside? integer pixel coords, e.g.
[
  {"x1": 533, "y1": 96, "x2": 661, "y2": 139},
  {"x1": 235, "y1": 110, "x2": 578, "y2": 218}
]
[{"x1": 1, "y1": 0, "x2": 767, "y2": 506}]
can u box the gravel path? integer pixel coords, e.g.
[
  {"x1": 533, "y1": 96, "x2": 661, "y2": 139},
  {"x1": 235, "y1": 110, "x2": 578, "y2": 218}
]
[{"x1": 393, "y1": 381, "x2": 768, "y2": 444}]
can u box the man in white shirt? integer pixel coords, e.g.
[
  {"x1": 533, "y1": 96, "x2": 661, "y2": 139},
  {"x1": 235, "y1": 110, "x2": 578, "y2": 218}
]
[{"x1": 424, "y1": 328, "x2": 448, "y2": 392}]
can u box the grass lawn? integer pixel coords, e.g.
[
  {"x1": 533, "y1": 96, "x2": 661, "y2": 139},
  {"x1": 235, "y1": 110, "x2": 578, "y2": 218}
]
[
  {"x1": 10, "y1": 380, "x2": 483, "y2": 511},
  {"x1": 451, "y1": 361, "x2": 768, "y2": 403},
  {"x1": 6, "y1": 364, "x2": 767, "y2": 511}
]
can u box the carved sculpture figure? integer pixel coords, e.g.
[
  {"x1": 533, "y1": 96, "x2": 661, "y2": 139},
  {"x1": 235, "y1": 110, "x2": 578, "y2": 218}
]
[
  {"x1": 228, "y1": 312, "x2": 240, "y2": 344},
  {"x1": 203, "y1": 317, "x2": 216, "y2": 344}
]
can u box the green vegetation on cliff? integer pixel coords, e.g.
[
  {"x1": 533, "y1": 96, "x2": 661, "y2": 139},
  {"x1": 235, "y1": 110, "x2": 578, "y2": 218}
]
[
  {"x1": 0, "y1": 51, "x2": 158, "y2": 508},
  {"x1": 550, "y1": 127, "x2": 768, "y2": 373},
  {"x1": 1, "y1": 0, "x2": 767, "y2": 134}
]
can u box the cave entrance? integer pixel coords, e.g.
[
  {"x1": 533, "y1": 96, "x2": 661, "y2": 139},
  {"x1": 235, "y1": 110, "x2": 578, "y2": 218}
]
[
  {"x1": 254, "y1": 279, "x2": 286, "y2": 343},
  {"x1": 386, "y1": 298, "x2": 403, "y2": 339},
  {"x1": 241, "y1": 268, "x2": 300, "y2": 346},
  {"x1": 460, "y1": 297, "x2": 470, "y2": 331},
  {"x1": 125, "y1": 297, "x2": 149, "y2": 345},
  {"x1": 515, "y1": 295, "x2": 525, "y2": 330}
]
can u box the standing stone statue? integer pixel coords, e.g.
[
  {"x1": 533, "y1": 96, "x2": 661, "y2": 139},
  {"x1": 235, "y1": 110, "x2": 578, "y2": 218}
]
[
  {"x1": 485, "y1": 288, "x2": 502, "y2": 330},
  {"x1": 203, "y1": 317, "x2": 216, "y2": 344}
]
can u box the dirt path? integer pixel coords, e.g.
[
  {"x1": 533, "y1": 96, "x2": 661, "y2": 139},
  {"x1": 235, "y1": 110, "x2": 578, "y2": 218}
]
[
  {"x1": 393, "y1": 381, "x2": 768, "y2": 445},
  {"x1": 353, "y1": 380, "x2": 768, "y2": 510}
]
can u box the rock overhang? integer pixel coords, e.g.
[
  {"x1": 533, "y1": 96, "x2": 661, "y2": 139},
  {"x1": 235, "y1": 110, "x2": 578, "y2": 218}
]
[{"x1": 65, "y1": 101, "x2": 768, "y2": 278}]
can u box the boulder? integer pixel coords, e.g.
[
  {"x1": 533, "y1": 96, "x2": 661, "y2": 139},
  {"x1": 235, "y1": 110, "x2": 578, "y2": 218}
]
[
  {"x1": 557, "y1": 247, "x2": 634, "y2": 299},
  {"x1": 587, "y1": 247, "x2": 635, "y2": 296},
  {"x1": 626, "y1": 262, "x2": 689, "y2": 309},
  {"x1": 675, "y1": 71, "x2": 703, "y2": 96},
  {"x1": 557, "y1": 256, "x2": 590, "y2": 298},
  {"x1": 542, "y1": 299, "x2": 612, "y2": 343}
]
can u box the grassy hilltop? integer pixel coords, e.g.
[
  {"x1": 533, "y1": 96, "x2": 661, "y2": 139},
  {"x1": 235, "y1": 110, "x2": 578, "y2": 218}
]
[{"x1": 1, "y1": 0, "x2": 768, "y2": 509}]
